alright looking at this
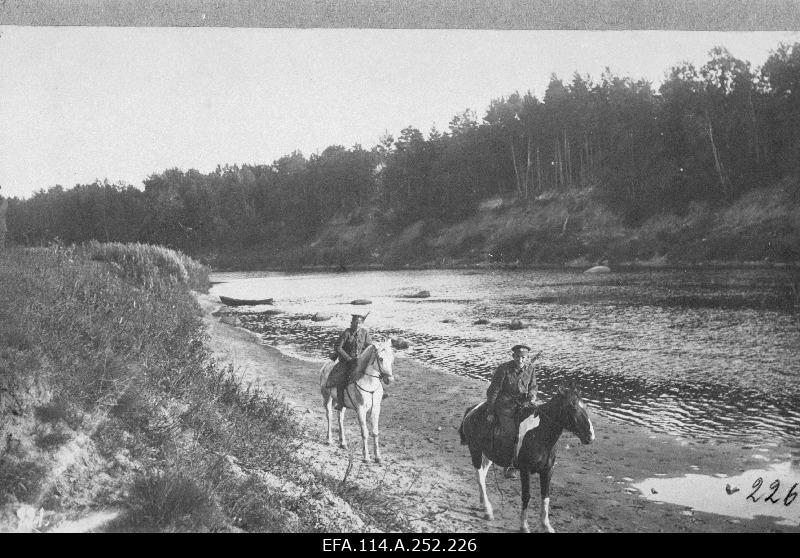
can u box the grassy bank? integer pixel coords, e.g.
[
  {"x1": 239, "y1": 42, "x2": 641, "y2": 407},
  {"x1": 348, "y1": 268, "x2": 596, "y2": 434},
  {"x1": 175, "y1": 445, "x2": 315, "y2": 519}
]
[
  {"x1": 0, "y1": 242, "x2": 407, "y2": 532},
  {"x1": 202, "y1": 183, "x2": 800, "y2": 271}
]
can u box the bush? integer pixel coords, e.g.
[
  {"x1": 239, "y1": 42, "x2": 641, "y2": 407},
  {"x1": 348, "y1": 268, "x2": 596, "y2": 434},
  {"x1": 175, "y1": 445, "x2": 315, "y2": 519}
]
[
  {"x1": 34, "y1": 429, "x2": 72, "y2": 451},
  {"x1": 86, "y1": 241, "x2": 209, "y2": 290},
  {"x1": 34, "y1": 399, "x2": 73, "y2": 425},
  {"x1": 0, "y1": 458, "x2": 47, "y2": 505},
  {"x1": 125, "y1": 470, "x2": 216, "y2": 531}
]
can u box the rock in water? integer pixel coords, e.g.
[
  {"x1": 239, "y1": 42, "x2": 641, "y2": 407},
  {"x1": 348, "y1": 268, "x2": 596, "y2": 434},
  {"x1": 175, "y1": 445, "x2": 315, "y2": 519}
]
[
  {"x1": 350, "y1": 299, "x2": 372, "y2": 305},
  {"x1": 411, "y1": 290, "x2": 431, "y2": 298},
  {"x1": 725, "y1": 484, "x2": 740, "y2": 495},
  {"x1": 311, "y1": 313, "x2": 331, "y2": 322},
  {"x1": 474, "y1": 318, "x2": 490, "y2": 325},
  {"x1": 391, "y1": 337, "x2": 410, "y2": 349},
  {"x1": 584, "y1": 265, "x2": 611, "y2": 274},
  {"x1": 509, "y1": 319, "x2": 526, "y2": 330}
]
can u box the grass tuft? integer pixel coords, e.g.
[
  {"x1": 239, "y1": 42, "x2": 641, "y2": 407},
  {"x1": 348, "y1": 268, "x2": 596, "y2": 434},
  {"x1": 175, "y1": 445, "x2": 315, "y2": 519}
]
[
  {"x1": 0, "y1": 458, "x2": 47, "y2": 506},
  {"x1": 86, "y1": 241, "x2": 210, "y2": 290},
  {"x1": 34, "y1": 430, "x2": 72, "y2": 451},
  {"x1": 124, "y1": 469, "x2": 216, "y2": 531}
]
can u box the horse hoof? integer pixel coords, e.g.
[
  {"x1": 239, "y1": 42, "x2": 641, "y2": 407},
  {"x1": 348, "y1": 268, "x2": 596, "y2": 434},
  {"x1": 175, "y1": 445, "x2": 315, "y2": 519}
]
[
  {"x1": 484, "y1": 512, "x2": 494, "y2": 521},
  {"x1": 520, "y1": 524, "x2": 530, "y2": 534},
  {"x1": 543, "y1": 524, "x2": 555, "y2": 533},
  {"x1": 339, "y1": 443, "x2": 347, "y2": 450},
  {"x1": 374, "y1": 457, "x2": 382, "y2": 464}
]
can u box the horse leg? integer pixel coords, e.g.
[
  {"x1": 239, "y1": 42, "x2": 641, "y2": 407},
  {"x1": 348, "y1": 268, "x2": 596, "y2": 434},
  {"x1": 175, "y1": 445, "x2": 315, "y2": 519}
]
[
  {"x1": 519, "y1": 468, "x2": 531, "y2": 533},
  {"x1": 476, "y1": 454, "x2": 494, "y2": 521},
  {"x1": 539, "y1": 468, "x2": 555, "y2": 533},
  {"x1": 467, "y1": 446, "x2": 484, "y2": 505},
  {"x1": 337, "y1": 392, "x2": 347, "y2": 449},
  {"x1": 369, "y1": 400, "x2": 382, "y2": 464},
  {"x1": 356, "y1": 406, "x2": 371, "y2": 463},
  {"x1": 323, "y1": 390, "x2": 334, "y2": 445}
]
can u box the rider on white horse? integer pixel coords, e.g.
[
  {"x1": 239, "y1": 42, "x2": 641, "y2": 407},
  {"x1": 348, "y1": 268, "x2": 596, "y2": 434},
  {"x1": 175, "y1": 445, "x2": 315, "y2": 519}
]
[{"x1": 332, "y1": 313, "x2": 372, "y2": 410}]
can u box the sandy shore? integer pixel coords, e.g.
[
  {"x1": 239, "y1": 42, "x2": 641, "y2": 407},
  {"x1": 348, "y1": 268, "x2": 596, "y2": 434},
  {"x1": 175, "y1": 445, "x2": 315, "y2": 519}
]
[{"x1": 196, "y1": 293, "x2": 799, "y2": 533}]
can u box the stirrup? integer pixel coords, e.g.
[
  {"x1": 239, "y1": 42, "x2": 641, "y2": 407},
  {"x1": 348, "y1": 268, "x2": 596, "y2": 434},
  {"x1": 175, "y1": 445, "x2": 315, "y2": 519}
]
[{"x1": 504, "y1": 466, "x2": 517, "y2": 479}]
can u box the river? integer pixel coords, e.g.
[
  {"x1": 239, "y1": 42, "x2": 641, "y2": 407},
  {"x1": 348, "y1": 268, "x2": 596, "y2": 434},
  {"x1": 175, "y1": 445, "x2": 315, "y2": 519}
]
[{"x1": 209, "y1": 267, "x2": 800, "y2": 453}]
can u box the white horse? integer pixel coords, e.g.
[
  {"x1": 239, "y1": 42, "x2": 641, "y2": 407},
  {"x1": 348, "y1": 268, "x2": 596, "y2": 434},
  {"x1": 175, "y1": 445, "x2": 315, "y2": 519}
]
[{"x1": 319, "y1": 340, "x2": 395, "y2": 463}]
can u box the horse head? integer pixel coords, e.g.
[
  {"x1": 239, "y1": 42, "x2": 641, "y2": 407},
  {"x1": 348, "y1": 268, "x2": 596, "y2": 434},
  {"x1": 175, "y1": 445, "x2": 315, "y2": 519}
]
[
  {"x1": 373, "y1": 340, "x2": 395, "y2": 385},
  {"x1": 353, "y1": 340, "x2": 395, "y2": 385},
  {"x1": 555, "y1": 381, "x2": 595, "y2": 445}
]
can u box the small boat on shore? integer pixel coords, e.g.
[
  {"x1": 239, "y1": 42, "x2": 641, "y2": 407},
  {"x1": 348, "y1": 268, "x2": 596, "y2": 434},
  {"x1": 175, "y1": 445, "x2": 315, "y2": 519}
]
[
  {"x1": 219, "y1": 295, "x2": 274, "y2": 307},
  {"x1": 584, "y1": 265, "x2": 611, "y2": 274}
]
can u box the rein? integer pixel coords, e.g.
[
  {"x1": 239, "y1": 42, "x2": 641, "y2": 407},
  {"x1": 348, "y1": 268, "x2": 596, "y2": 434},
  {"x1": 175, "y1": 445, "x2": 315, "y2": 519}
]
[
  {"x1": 366, "y1": 347, "x2": 390, "y2": 379},
  {"x1": 531, "y1": 394, "x2": 588, "y2": 440},
  {"x1": 528, "y1": 398, "x2": 565, "y2": 429},
  {"x1": 352, "y1": 345, "x2": 391, "y2": 396}
]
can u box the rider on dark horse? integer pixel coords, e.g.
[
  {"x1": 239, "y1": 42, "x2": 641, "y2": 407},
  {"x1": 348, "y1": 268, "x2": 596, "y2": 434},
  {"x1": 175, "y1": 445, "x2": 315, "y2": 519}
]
[
  {"x1": 486, "y1": 344, "x2": 538, "y2": 478},
  {"x1": 333, "y1": 313, "x2": 373, "y2": 410}
]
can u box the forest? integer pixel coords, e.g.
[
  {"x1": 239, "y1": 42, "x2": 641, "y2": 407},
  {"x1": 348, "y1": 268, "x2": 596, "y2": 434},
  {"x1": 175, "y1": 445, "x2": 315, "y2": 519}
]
[{"x1": 6, "y1": 44, "x2": 800, "y2": 265}]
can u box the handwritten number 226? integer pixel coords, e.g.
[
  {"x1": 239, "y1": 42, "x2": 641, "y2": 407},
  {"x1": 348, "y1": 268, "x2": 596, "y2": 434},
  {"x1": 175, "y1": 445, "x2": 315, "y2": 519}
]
[{"x1": 747, "y1": 478, "x2": 798, "y2": 506}]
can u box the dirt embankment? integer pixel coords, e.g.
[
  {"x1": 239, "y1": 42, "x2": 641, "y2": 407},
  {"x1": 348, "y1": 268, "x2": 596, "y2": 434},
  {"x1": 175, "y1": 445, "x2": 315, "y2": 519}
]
[
  {"x1": 204, "y1": 184, "x2": 800, "y2": 272},
  {"x1": 198, "y1": 293, "x2": 799, "y2": 533}
]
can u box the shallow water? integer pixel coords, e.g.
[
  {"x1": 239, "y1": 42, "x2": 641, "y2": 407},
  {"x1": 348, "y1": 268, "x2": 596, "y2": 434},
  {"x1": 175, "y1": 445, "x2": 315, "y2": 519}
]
[
  {"x1": 210, "y1": 267, "x2": 800, "y2": 449},
  {"x1": 633, "y1": 461, "x2": 800, "y2": 526}
]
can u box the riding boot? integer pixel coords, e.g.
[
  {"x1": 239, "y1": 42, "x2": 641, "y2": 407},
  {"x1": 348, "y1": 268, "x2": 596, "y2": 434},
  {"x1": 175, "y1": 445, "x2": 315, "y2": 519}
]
[
  {"x1": 505, "y1": 426, "x2": 519, "y2": 477},
  {"x1": 334, "y1": 382, "x2": 347, "y2": 410},
  {"x1": 335, "y1": 360, "x2": 355, "y2": 410},
  {"x1": 511, "y1": 438, "x2": 520, "y2": 469}
]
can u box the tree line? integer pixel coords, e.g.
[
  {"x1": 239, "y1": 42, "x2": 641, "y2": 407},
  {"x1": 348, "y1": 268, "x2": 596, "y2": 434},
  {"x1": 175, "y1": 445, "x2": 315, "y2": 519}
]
[{"x1": 6, "y1": 43, "x2": 800, "y2": 257}]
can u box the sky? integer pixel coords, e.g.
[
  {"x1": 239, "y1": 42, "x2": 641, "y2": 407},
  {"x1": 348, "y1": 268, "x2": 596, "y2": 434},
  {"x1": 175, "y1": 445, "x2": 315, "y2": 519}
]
[{"x1": 1, "y1": 27, "x2": 799, "y2": 199}]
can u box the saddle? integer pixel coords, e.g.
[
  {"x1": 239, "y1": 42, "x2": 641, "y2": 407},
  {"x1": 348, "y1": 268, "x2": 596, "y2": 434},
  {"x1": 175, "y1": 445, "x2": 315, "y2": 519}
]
[
  {"x1": 325, "y1": 359, "x2": 352, "y2": 388},
  {"x1": 459, "y1": 401, "x2": 541, "y2": 466}
]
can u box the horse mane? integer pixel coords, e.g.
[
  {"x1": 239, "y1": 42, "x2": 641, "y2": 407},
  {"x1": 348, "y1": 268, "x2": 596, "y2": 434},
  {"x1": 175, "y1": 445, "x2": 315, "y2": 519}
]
[
  {"x1": 351, "y1": 344, "x2": 377, "y2": 378},
  {"x1": 524, "y1": 391, "x2": 566, "y2": 423}
]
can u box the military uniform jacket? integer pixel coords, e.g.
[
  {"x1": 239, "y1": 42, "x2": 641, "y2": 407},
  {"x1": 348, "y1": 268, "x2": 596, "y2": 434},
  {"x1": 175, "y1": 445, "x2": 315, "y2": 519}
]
[
  {"x1": 335, "y1": 327, "x2": 372, "y2": 362},
  {"x1": 486, "y1": 360, "x2": 537, "y2": 416}
]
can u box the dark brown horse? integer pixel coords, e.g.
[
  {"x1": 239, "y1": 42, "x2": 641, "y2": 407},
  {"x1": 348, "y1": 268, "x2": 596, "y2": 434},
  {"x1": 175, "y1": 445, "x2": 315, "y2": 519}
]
[{"x1": 459, "y1": 382, "x2": 595, "y2": 532}]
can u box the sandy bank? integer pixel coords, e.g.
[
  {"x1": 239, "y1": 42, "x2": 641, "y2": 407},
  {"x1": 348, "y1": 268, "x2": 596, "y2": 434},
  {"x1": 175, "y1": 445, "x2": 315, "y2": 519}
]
[{"x1": 196, "y1": 292, "x2": 799, "y2": 533}]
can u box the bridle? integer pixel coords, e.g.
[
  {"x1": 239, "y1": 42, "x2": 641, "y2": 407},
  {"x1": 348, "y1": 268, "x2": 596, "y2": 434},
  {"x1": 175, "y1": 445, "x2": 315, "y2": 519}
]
[
  {"x1": 546, "y1": 393, "x2": 593, "y2": 444},
  {"x1": 534, "y1": 393, "x2": 584, "y2": 433},
  {"x1": 352, "y1": 344, "x2": 392, "y2": 396},
  {"x1": 361, "y1": 349, "x2": 390, "y2": 379}
]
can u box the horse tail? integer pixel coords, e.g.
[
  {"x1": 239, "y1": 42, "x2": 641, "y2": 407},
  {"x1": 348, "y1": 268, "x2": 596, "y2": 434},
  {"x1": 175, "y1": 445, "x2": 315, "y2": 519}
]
[{"x1": 319, "y1": 360, "x2": 335, "y2": 391}]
